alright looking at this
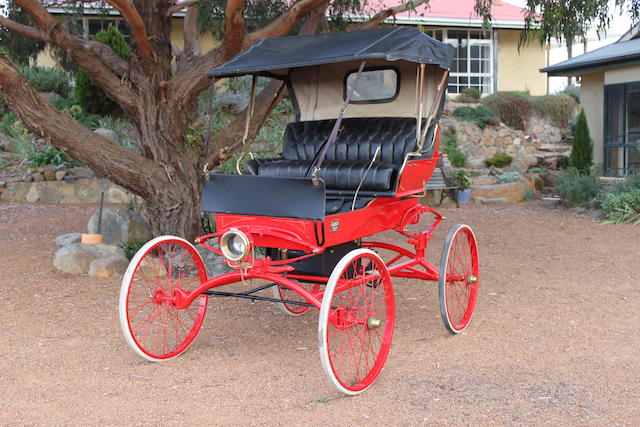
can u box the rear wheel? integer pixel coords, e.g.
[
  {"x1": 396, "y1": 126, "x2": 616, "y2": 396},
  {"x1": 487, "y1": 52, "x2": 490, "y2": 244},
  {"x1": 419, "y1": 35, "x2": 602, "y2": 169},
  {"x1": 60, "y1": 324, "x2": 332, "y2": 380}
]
[
  {"x1": 318, "y1": 249, "x2": 395, "y2": 395},
  {"x1": 438, "y1": 225, "x2": 479, "y2": 333},
  {"x1": 119, "y1": 236, "x2": 208, "y2": 361},
  {"x1": 272, "y1": 282, "x2": 320, "y2": 316}
]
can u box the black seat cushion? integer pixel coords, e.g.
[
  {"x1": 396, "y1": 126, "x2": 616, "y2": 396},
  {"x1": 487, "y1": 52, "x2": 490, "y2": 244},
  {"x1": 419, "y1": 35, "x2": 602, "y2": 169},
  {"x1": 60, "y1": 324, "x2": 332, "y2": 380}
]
[
  {"x1": 257, "y1": 159, "x2": 396, "y2": 191},
  {"x1": 283, "y1": 117, "x2": 420, "y2": 164}
]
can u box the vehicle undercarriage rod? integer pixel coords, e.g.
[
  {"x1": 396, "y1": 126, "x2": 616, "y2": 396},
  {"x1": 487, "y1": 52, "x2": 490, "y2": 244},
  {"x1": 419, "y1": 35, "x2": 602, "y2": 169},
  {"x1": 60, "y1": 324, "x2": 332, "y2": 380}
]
[{"x1": 203, "y1": 282, "x2": 314, "y2": 307}]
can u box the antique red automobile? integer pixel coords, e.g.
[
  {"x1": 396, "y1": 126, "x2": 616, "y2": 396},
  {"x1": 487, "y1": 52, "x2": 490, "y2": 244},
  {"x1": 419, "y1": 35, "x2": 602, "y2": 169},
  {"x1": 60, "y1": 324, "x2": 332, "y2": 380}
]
[{"x1": 118, "y1": 27, "x2": 479, "y2": 395}]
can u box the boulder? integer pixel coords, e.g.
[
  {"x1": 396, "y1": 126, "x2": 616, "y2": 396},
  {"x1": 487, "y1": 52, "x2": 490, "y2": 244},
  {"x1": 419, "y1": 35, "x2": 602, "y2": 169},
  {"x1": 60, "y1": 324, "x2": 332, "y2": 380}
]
[
  {"x1": 43, "y1": 165, "x2": 57, "y2": 181},
  {"x1": 53, "y1": 243, "x2": 101, "y2": 274},
  {"x1": 55, "y1": 232, "x2": 82, "y2": 247},
  {"x1": 65, "y1": 167, "x2": 96, "y2": 180},
  {"x1": 54, "y1": 171, "x2": 66, "y2": 181},
  {"x1": 89, "y1": 255, "x2": 129, "y2": 278},
  {"x1": 53, "y1": 242, "x2": 126, "y2": 275},
  {"x1": 88, "y1": 207, "x2": 152, "y2": 246},
  {"x1": 94, "y1": 128, "x2": 118, "y2": 143}
]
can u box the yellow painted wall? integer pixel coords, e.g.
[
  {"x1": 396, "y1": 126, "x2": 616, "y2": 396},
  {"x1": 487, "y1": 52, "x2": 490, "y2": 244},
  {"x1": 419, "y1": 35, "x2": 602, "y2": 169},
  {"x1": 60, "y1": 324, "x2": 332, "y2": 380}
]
[
  {"x1": 35, "y1": 18, "x2": 218, "y2": 68},
  {"x1": 496, "y1": 29, "x2": 547, "y2": 95},
  {"x1": 604, "y1": 64, "x2": 640, "y2": 85},
  {"x1": 170, "y1": 18, "x2": 218, "y2": 53},
  {"x1": 579, "y1": 71, "x2": 604, "y2": 167}
]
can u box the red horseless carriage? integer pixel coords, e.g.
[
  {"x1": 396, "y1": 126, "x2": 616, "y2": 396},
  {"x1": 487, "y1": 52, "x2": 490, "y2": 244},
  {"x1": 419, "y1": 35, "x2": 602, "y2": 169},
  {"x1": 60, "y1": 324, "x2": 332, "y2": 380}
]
[{"x1": 118, "y1": 28, "x2": 480, "y2": 395}]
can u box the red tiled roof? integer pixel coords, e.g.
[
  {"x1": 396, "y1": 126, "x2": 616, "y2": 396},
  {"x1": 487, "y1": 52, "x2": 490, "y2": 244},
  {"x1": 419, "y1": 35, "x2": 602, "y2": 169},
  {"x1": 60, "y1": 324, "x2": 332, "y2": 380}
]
[{"x1": 372, "y1": 0, "x2": 528, "y2": 27}]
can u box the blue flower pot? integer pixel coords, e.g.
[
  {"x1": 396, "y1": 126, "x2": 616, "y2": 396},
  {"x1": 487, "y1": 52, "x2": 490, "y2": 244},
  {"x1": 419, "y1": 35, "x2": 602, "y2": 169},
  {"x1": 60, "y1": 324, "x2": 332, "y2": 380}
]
[{"x1": 457, "y1": 189, "x2": 471, "y2": 204}]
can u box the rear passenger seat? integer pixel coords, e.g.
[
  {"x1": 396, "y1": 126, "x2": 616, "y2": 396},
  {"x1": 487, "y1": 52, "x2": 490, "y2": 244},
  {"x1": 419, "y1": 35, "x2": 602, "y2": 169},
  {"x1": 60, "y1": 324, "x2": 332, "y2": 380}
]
[{"x1": 245, "y1": 117, "x2": 433, "y2": 196}]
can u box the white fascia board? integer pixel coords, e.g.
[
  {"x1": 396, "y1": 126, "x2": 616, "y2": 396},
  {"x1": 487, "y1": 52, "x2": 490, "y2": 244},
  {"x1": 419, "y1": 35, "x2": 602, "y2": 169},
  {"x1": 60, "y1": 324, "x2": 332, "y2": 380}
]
[{"x1": 344, "y1": 13, "x2": 527, "y2": 29}]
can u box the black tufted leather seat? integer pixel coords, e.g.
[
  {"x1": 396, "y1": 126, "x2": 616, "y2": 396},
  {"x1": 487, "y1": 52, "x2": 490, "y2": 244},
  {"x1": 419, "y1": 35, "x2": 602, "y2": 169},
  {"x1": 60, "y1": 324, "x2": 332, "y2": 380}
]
[{"x1": 246, "y1": 117, "x2": 427, "y2": 193}]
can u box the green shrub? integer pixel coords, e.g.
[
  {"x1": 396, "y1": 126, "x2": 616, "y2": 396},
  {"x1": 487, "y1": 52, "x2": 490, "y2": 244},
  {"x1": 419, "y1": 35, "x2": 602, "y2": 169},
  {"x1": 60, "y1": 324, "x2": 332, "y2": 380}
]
[
  {"x1": 26, "y1": 145, "x2": 69, "y2": 167},
  {"x1": 498, "y1": 171, "x2": 521, "y2": 183},
  {"x1": 569, "y1": 110, "x2": 593, "y2": 174},
  {"x1": 75, "y1": 24, "x2": 130, "y2": 116},
  {"x1": 454, "y1": 87, "x2": 482, "y2": 103},
  {"x1": 560, "y1": 85, "x2": 580, "y2": 103},
  {"x1": 453, "y1": 105, "x2": 498, "y2": 129},
  {"x1": 485, "y1": 153, "x2": 513, "y2": 168},
  {"x1": 19, "y1": 65, "x2": 70, "y2": 98},
  {"x1": 531, "y1": 94, "x2": 576, "y2": 128},
  {"x1": 449, "y1": 169, "x2": 472, "y2": 190},
  {"x1": 602, "y1": 188, "x2": 640, "y2": 225},
  {"x1": 121, "y1": 237, "x2": 148, "y2": 261},
  {"x1": 441, "y1": 132, "x2": 467, "y2": 167},
  {"x1": 482, "y1": 92, "x2": 533, "y2": 130},
  {"x1": 49, "y1": 95, "x2": 102, "y2": 129},
  {"x1": 555, "y1": 168, "x2": 601, "y2": 207}
]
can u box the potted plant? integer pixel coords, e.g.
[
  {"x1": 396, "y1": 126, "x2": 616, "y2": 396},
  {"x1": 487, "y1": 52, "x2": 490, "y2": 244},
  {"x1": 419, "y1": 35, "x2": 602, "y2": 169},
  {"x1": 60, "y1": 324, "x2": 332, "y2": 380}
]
[{"x1": 449, "y1": 169, "x2": 472, "y2": 204}]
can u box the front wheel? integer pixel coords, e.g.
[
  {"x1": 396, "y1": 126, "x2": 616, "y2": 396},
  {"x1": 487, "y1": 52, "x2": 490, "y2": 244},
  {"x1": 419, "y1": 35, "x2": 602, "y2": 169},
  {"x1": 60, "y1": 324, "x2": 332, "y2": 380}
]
[
  {"x1": 318, "y1": 249, "x2": 395, "y2": 395},
  {"x1": 438, "y1": 224, "x2": 479, "y2": 333},
  {"x1": 119, "y1": 236, "x2": 208, "y2": 361}
]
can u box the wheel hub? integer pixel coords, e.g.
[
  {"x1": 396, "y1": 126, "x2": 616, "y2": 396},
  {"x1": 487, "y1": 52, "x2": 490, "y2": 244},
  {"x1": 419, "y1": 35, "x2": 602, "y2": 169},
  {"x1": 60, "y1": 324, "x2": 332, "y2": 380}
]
[
  {"x1": 367, "y1": 316, "x2": 382, "y2": 330},
  {"x1": 467, "y1": 274, "x2": 477, "y2": 284}
]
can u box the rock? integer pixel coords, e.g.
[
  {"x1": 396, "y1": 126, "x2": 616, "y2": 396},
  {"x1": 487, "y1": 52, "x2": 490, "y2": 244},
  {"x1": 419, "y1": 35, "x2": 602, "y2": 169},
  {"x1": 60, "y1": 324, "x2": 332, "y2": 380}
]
[
  {"x1": 53, "y1": 243, "x2": 101, "y2": 274},
  {"x1": 65, "y1": 167, "x2": 96, "y2": 180},
  {"x1": 94, "y1": 243, "x2": 126, "y2": 258},
  {"x1": 22, "y1": 175, "x2": 34, "y2": 183},
  {"x1": 473, "y1": 196, "x2": 509, "y2": 205},
  {"x1": 0, "y1": 181, "x2": 5, "y2": 188},
  {"x1": 27, "y1": 167, "x2": 44, "y2": 174},
  {"x1": 55, "y1": 164, "x2": 67, "y2": 172},
  {"x1": 55, "y1": 232, "x2": 82, "y2": 247},
  {"x1": 471, "y1": 180, "x2": 532, "y2": 203},
  {"x1": 89, "y1": 255, "x2": 129, "y2": 278},
  {"x1": 0, "y1": 182, "x2": 30, "y2": 202},
  {"x1": 55, "y1": 171, "x2": 67, "y2": 181},
  {"x1": 94, "y1": 128, "x2": 118, "y2": 143},
  {"x1": 538, "y1": 143, "x2": 571, "y2": 153},
  {"x1": 25, "y1": 183, "x2": 63, "y2": 203},
  {"x1": 43, "y1": 165, "x2": 57, "y2": 181},
  {"x1": 88, "y1": 207, "x2": 152, "y2": 246},
  {"x1": 6, "y1": 176, "x2": 22, "y2": 183},
  {"x1": 106, "y1": 185, "x2": 129, "y2": 204},
  {"x1": 33, "y1": 172, "x2": 44, "y2": 182}
]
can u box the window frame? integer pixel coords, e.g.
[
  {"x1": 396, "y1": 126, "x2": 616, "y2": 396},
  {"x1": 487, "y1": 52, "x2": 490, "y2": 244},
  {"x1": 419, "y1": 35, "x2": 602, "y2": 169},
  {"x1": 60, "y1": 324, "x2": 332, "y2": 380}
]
[
  {"x1": 342, "y1": 66, "x2": 401, "y2": 105},
  {"x1": 604, "y1": 81, "x2": 640, "y2": 177},
  {"x1": 423, "y1": 27, "x2": 494, "y2": 95}
]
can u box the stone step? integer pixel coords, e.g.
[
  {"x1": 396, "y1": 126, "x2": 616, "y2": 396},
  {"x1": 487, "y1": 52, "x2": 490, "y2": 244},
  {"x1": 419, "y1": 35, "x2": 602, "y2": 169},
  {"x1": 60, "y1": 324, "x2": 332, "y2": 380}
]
[
  {"x1": 537, "y1": 143, "x2": 571, "y2": 153},
  {"x1": 474, "y1": 196, "x2": 509, "y2": 205},
  {"x1": 472, "y1": 175, "x2": 495, "y2": 185}
]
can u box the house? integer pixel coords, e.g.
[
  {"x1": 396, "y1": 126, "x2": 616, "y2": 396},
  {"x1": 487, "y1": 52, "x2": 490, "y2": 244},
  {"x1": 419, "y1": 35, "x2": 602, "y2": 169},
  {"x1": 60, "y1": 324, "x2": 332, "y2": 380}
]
[
  {"x1": 374, "y1": 0, "x2": 549, "y2": 95},
  {"x1": 39, "y1": 1, "x2": 547, "y2": 96},
  {"x1": 541, "y1": 28, "x2": 640, "y2": 176}
]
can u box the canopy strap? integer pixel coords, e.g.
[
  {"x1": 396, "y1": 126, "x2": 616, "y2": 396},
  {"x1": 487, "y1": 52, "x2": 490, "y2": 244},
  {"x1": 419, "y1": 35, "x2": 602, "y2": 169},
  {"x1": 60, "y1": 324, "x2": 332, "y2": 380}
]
[
  {"x1": 417, "y1": 70, "x2": 449, "y2": 152},
  {"x1": 307, "y1": 60, "x2": 366, "y2": 178}
]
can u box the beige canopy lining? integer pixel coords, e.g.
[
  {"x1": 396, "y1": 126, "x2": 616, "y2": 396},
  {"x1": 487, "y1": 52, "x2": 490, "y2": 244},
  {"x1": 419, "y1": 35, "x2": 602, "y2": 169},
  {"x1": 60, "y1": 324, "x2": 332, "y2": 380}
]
[{"x1": 289, "y1": 60, "x2": 444, "y2": 122}]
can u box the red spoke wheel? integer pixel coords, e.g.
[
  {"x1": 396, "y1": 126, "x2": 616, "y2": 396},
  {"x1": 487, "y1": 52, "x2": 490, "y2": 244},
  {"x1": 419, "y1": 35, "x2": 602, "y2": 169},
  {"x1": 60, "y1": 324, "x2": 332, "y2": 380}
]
[
  {"x1": 318, "y1": 249, "x2": 395, "y2": 395},
  {"x1": 119, "y1": 236, "x2": 208, "y2": 361},
  {"x1": 438, "y1": 224, "x2": 479, "y2": 334},
  {"x1": 272, "y1": 282, "x2": 320, "y2": 316}
]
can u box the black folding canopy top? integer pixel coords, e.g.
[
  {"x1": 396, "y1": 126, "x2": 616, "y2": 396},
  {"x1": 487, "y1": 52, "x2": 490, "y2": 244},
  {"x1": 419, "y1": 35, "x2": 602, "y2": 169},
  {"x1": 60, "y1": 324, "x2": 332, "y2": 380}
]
[{"x1": 207, "y1": 27, "x2": 454, "y2": 79}]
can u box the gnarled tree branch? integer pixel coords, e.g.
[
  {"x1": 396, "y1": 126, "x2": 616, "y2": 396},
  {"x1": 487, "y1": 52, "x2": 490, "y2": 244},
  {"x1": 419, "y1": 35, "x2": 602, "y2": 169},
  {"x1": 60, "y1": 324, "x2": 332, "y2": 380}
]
[
  {"x1": 166, "y1": 0, "x2": 200, "y2": 17},
  {"x1": 105, "y1": 0, "x2": 154, "y2": 57},
  {"x1": 243, "y1": 0, "x2": 329, "y2": 48},
  {"x1": 14, "y1": 0, "x2": 137, "y2": 115},
  {"x1": 224, "y1": 0, "x2": 246, "y2": 59},
  {"x1": 350, "y1": 0, "x2": 429, "y2": 30},
  {"x1": 0, "y1": 55, "x2": 167, "y2": 199},
  {"x1": 183, "y1": 3, "x2": 201, "y2": 56},
  {"x1": 0, "y1": 16, "x2": 49, "y2": 41}
]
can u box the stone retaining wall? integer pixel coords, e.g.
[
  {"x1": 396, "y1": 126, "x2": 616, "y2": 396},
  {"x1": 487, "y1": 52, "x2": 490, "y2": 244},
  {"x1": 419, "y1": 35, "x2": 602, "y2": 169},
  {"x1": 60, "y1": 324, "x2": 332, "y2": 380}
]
[{"x1": 0, "y1": 178, "x2": 140, "y2": 204}]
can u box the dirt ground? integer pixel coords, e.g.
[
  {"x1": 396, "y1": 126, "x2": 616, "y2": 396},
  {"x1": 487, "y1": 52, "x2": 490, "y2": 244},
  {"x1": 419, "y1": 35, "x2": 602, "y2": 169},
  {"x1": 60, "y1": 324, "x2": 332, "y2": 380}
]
[{"x1": 0, "y1": 201, "x2": 638, "y2": 426}]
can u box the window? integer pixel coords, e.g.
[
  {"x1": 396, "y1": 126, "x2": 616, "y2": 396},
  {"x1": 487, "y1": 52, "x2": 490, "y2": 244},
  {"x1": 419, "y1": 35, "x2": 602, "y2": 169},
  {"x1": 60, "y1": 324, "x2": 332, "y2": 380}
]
[
  {"x1": 604, "y1": 82, "x2": 640, "y2": 176},
  {"x1": 70, "y1": 17, "x2": 131, "y2": 42},
  {"x1": 423, "y1": 28, "x2": 493, "y2": 94},
  {"x1": 344, "y1": 67, "x2": 399, "y2": 103}
]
